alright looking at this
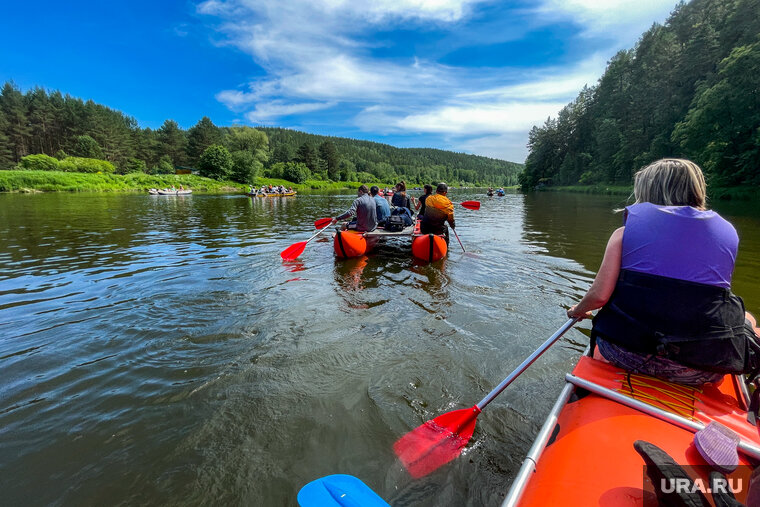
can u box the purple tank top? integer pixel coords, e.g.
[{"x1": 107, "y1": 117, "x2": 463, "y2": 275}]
[{"x1": 621, "y1": 202, "x2": 738, "y2": 288}]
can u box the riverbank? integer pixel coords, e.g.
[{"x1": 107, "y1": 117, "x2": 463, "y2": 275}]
[
  {"x1": 539, "y1": 184, "x2": 757, "y2": 201},
  {"x1": 0, "y1": 171, "x2": 376, "y2": 194},
  {"x1": 0, "y1": 171, "x2": 243, "y2": 193}
]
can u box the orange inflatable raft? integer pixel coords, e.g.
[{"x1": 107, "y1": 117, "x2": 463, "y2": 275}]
[
  {"x1": 332, "y1": 220, "x2": 448, "y2": 262},
  {"x1": 411, "y1": 234, "x2": 447, "y2": 262},
  {"x1": 503, "y1": 350, "x2": 760, "y2": 506},
  {"x1": 333, "y1": 230, "x2": 375, "y2": 258}
]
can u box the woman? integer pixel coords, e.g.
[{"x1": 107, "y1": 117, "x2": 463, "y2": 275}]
[
  {"x1": 391, "y1": 181, "x2": 413, "y2": 211},
  {"x1": 568, "y1": 158, "x2": 760, "y2": 386},
  {"x1": 415, "y1": 184, "x2": 433, "y2": 216}
]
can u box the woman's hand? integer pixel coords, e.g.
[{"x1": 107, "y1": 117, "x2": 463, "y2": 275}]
[{"x1": 567, "y1": 305, "x2": 594, "y2": 320}]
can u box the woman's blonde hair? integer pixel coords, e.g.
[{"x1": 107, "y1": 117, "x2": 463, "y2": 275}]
[{"x1": 633, "y1": 158, "x2": 706, "y2": 209}]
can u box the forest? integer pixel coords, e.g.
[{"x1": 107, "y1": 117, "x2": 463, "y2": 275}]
[
  {"x1": 519, "y1": 0, "x2": 760, "y2": 190},
  {"x1": 0, "y1": 83, "x2": 522, "y2": 187}
]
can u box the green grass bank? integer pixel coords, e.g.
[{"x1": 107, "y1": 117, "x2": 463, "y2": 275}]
[{"x1": 0, "y1": 171, "x2": 380, "y2": 194}]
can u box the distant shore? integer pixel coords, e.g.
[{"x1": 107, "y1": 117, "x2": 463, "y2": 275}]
[
  {"x1": 0, "y1": 171, "x2": 370, "y2": 194},
  {"x1": 0, "y1": 171, "x2": 503, "y2": 194}
]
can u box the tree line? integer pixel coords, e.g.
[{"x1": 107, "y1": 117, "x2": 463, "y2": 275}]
[
  {"x1": 519, "y1": 0, "x2": 760, "y2": 189},
  {"x1": 0, "y1": 83, "x2": 522, "y2": 186}
]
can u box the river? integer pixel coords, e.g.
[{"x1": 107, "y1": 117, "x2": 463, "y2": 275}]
[{"x1": 1, "y1": 190, "x2": 758, "y2": 506}]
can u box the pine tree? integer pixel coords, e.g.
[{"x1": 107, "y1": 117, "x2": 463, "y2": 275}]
[
  {"x1": 187, "y1": 116, "x2": 222, "y2": 166},
  {"x1": 319, "y1": 140, "x2": 340, "y2": 180},
  {"x1": 295, "y1": 143, "x2": 318, "y2": 173},
  {"x1": 0, "y1": 82, "x2": 32, "y2": 162},
  {"x1": 157, "y1": 120, "x2": 188, "y2": 167}
]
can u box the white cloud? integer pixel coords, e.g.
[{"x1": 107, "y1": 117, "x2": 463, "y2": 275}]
[
  {"x1": 198, "y1": 0, "x2": 678, "y2": 162},
  {"x1": 459, "y1": 133, "x2": 532, "y2": 162},
  {"x1": 535, "y1": 0, "x2": 676, "y2": 42},
  {"x1": 244, "y1": 101, "x2": 337, "y2": 122}
]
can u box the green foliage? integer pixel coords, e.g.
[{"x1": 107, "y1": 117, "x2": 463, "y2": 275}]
[
  {"x1": 673, "y1": 41, "x2": 760, "y2": 186},
  {"x1": 0, "y1": 170, "x2": 242, "y2": 193},
  {"x1": 122, "y1": 157, "x2": 147, "y2": 174},
  {"x1": 261, "y1": 127, "x2": 520, "y2": 186},
  {"x1": 187, "y1": 117, "x2": 222, "y2": 166},
  {"x1": 295, "y1": 143, "x2": 318, "y2": 173},
  {"x1": 59, "y1": 156, "x2": 115, "y2": 173},
  {"x1": 270, "y1": 143, "x2": 293, "y2": 164},
  {"x1": 157, "y1": 120, "x2": 187, "y2": 167},
  {"x1": 282, "y1": 162, "x2": 311, "y2": 184},
  {"x1": 519, "y1": 0, "x2": 760, "y2": 190},
  {"x1": 226, "y1": 126, "x2": 268, "y2": 153},
  {"x1": 230, "y1": 150, "x2": 261, "y2": 184},
  {"x1": 151, "y1": 155, "x2": 175, "y2": 175},
  {"x1": 19, "y1": 153, "x2": 60, "y2": 171},
  {"x1": 318, "y1": 140, "x2": 340, "y2": 180},
  {"x1": 72, "y1": 135, "x2": 104, "y2": 159},
  {"x1": 0, "y1": 81, "x2": 522, "y2": 187},
  {"x1": 198, "y1": 144, "x2": 233, "y2": 180},
  {"x1": 264, "y1": 162, "x2": 284, "y2": 179}
]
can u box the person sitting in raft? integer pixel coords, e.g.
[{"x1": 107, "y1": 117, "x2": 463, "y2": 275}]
[
  {"x1": 370, "y1": 186, "x2": 390, "y2": 226},
  {"x1": 333, "y1": 185, "x2": 377, "y2": 233},
  {"x1": 391, "y1": 181, "x2": 414, "y2": 213},
  {"x1": 568, "y1": 158, "x2": 760, "y2": 386},
  {"x1": 415, "y1": 184, "x2": 433, "y2": 217},
  {"x1": 421, "y1": 182, "x2": 455, "y2": 244}
]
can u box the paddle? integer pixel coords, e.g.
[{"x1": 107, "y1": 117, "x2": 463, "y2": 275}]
[
  {"x1": 314, "y1": 217, "x2": 334, "y2": 229},
  {"x1": 298, "y1": 474, "x2": 390, "y2": 507},
  {"x1": 393, "y1": 317, "x2": 579, "y2": 478},
  {"x1": 280, "y1": 219, "x2": 334, "y2": 260},
  {"x1": 451, "y1": 228, "x2": 466, "y2": 253},
  {"x1": 443, "y1": 202, "x2": 478, "y2": 252}
]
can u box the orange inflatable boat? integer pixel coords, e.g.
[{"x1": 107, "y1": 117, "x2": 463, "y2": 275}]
[
  {"x1": 332, "y1": 220, "x2": 448, "y2": 262},
  {"x1": 503, "y1": 351, "x2": 760, "y2": 506},
  {"x1": 411, "y1": 233, "x2": 447, "y2": 262},
  {"x1": 333, "y1": 230, "x2": 375, "y2": 258}
]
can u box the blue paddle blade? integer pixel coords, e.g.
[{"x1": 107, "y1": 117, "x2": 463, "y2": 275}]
[{"x1": 297, "y1": 474, "x2": 390, "y2": 507}]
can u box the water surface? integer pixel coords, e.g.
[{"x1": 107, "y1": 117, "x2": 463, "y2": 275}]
[{"x1": 1, "y1": 191, "x2": 758, "y2": 506}]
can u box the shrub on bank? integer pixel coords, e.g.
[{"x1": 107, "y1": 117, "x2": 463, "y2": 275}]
[
  {"x1": 19, "y1": 154, "x2": 60, "y2": 171},
  {"x1": 58, "y1": 156, "x2": 116, "y2": 173}
]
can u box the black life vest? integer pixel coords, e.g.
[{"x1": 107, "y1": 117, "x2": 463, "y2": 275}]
[{"x1": 591, "y1": 269, "x2": 760, "y2": 375}]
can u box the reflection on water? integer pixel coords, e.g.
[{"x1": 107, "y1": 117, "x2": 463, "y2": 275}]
[{"x1": 0, "y1": 190, "x2": 758, "y2": 505}]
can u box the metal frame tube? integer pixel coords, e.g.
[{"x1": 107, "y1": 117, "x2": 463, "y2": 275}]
[{"x1": 566, "y1": 374, "x2": 760, "y2": 460}]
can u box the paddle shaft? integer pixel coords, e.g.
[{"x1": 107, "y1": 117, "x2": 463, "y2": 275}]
[
  {"x1": 451, "y1": 227, "x2": 465, "y2": 252},
  {"x1": 304, "y1": 225, "x2": 330, "y2": 244},
  {"x1": 476, "y1": 318, "x2": 579, "y2": 411}
]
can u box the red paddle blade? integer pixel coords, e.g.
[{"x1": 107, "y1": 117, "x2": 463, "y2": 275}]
[
  {"x1": 460, "y1": 201, "x2": 480, "y2": 210},
  {"x1": 314, "y1": 217, "x2": 333, "y2": 229},
  {"x1": 280, "y1": 241, "x2": 307, "y2": 260},
  {"x1": 393, "y1": 405, "x2": 481, "y2": 478}
]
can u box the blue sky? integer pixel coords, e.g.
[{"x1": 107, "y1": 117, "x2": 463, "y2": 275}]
[{"x1": 0, "y1": 0, "x2": 676, "y2": 162}]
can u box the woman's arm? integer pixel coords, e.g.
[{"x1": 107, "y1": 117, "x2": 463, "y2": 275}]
[{"x1": 567, "y1": 227, "x2": 624, "y2": 319}]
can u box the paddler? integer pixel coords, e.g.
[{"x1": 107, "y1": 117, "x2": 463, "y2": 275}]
[
  {"x1": 567, "y1": 158, "x2": 760, "y2": 386},
  {"x1": 421, "y1": 182, "x2": 455, "y2": 244},
  {"x1": 333, "y1": 184, "x2": 377, "y2": 232},
  {"x1": 370, "y1": 186, "x2": 390, "y2": 226}
]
